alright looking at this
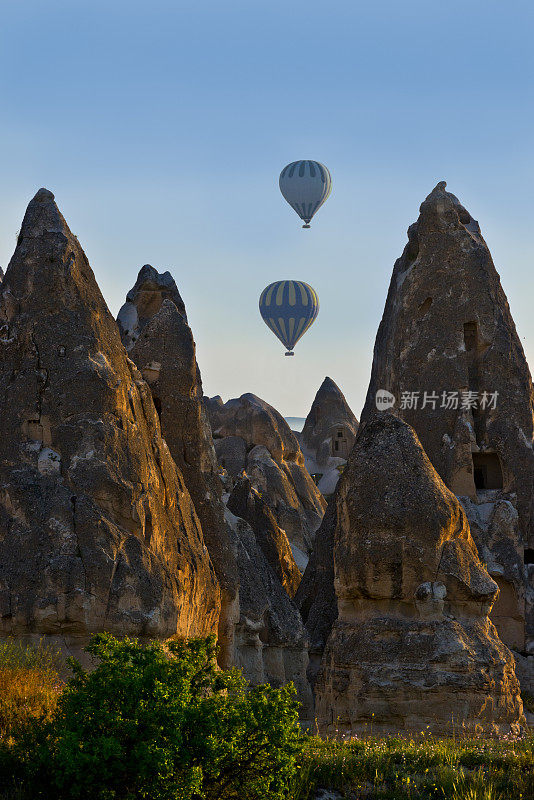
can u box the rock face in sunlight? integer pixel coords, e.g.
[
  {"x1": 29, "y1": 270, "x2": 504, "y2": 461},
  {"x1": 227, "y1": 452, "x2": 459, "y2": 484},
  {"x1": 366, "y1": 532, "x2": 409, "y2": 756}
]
[
  {"x1": 205, "y1": 393, "x2": 326, "y2": 560},
  {"x1": 124, "y1": 291, "x2": 239, "y2": 668},
  {"x1": 227, "y1": 475, "x2": 301, "y2": 598},
  {"x1": 360, "y1": 182, "x2": 534, "y2": 686},
  {"x1": 0, "y1": 190, "x2": 220, "y2": 660},
  {"x1": 299, "y1": 376, "x2": 359, "y2": 496},
  {"x1": 315, "y1": 413, "x2": 525, "y2": 736},
  {"x1": 118, "y1": 269, "x2": 312, "y2": 708}
]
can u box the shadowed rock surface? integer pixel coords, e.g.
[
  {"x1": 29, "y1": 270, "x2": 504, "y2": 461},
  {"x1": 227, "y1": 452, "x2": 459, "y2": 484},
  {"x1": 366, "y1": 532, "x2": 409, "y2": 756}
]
[
  {"x1": 117, "y1": 264, "x2": 186, "y2": 350},
  {"x1": 360, "y1": 182, "x2": 533, "y2": 684},
  {"x1": 227, "y1": 476, "x2": 301, "y2": 598},
  {"x1": 294, "y1": 500, "x2": 337, "y2": 688},
  {"x1": 299, "y1": 377, "x2": 358, "y2": 495},
  {"x1": 120, "y1": 271, "x2": 311, "y2": 705},
  {"x1": 205, "y1": 393, "x2": 326, "y2": 557},
  {"x1": 315, "y1": 413, "x2": 524, "y2": 736},
  {"x1": 302, "y1": 377, "x2": 358, "y2": 466},
  {"x1": 214, "y1": 435, "x2": 247, "y2": 479},
  {"x1": 0, "y1": 190, "x2": 220, "y2": 660},
  {"x1": 224, "y1": 507, "x2": 313, "y2": 718},
  {"x1": 126, "y1": 293, "x2": 239, "y2": 667}
]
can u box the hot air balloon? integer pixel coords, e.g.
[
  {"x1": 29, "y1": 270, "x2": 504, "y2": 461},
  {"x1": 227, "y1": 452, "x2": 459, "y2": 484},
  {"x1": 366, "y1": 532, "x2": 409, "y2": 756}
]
[
  {"x1": 259, "y1": 280, "x2": 319, "y2": 356},
  {"x1": 279, "y1": 160, "x2": 332, "y2": 228}
]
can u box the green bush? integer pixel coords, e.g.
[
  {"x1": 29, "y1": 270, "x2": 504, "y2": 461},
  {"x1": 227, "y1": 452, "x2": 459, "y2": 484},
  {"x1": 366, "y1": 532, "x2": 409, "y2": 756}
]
[{"x1": 16, "y1": 633, "x2": 302, "y2": 800}]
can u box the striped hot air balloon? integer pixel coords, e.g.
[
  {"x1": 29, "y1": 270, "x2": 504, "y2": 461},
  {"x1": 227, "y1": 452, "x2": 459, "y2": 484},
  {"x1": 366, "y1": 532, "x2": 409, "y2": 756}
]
[
  {"x1": 279, "y1": 160, "x2": 332, "y2": 228},
  {"x1": 259, "y1": 280, "x2": 319, "y2": 356}
]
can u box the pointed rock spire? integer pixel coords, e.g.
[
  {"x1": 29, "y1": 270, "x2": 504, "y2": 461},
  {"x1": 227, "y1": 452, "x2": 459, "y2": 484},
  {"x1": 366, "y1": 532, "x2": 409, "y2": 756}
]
[
  {"x1": 360, "y1": 182, "x2": 533, "y2": 668},
  {"x1": 120, "y1": 272, "x2": 312, "y2": 708},
  {"x1": 315, "y1": 413, "x2": 524, "y2": 735},
  {"x1": 301, "y1": 376, "x2": 358, "y2": 466},
  {"x1": 127, "y1": 293, "x2": 239, "y2": 667},
  {"x1": 0, "y1": 189, "x2": 220, "y2": 657},
  {"x1": 117, "y1": 264, "x2": 187, "y2": 349}
]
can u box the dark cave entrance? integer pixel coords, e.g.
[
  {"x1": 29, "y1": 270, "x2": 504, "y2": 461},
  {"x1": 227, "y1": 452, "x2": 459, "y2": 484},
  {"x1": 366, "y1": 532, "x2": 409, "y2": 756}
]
[{"x1": 472, "y1": 452, "x2": 503, "y2": 491}]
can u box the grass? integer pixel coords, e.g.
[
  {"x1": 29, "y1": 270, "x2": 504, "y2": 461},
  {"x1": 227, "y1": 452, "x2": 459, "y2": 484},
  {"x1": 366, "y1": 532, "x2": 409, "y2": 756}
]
[
  {"x1": 0, "y1": 641, "x2": 531, "y2": 799},
  {"x1": 291, "y1": 733, "x2": 534, "y2": 799},
  {"x1": 0, "y1": 639, "x2": 62, "y2": 742}
]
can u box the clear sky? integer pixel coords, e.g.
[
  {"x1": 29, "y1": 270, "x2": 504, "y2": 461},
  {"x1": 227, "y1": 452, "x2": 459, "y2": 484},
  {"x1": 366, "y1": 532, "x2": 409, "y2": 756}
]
[{"x1": 1, "y1": 0, "x2": 533, "y2": 418}]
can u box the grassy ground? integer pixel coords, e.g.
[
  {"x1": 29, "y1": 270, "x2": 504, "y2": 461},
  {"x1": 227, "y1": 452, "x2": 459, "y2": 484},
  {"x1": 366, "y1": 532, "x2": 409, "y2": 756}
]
[
  {"x1": 0, "y1": 640, "x2": 62, "y2": 743},
  {"x1": 292, "y1": 734, "x2": 534, "y2": 799},
  {"x1": 0, "y1": 640, "x2": 531, "y2": 799}
]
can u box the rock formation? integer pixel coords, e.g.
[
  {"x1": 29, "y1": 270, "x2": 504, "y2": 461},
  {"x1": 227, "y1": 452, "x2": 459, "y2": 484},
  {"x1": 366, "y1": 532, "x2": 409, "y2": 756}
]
[
  {"x1": 121, "y1": 292, "x2": 238, "y2": 667},
  {"x1": 117, "y1": 264, "x2": 186, "y2": 350},
  {"x1": 0, "y1": 190, "x2": 220, "y2": 660},
  {"x1": 214, "y1": 435, "x2": 247, "y2": 480},
  {"x1": 118, "y1": 269, "x2": 311, "y2": 706},
  {"x1": 302, "y1": 377, "x2": 358, "y2": 464},
  {"x1": 207, "y1": 393, "x2": 305, "y2": 465},
  {"x1": 227, "y1": 476, "x2": 301, "y2": 598},
  {"x1": 361, "y1": 182, "x2": 534, "y2": 686},
  {"x1": 315, "y1": 413, "x2": 524, "y2": 736},
  {"x1": 294, "y1": 501, "x2": 337, "y2": 688},
  {"x1": 224, "y1": 507, "x2": 313, "y2": 717},
  {"x1": 299, "y1": 377, "x2": 358, "y2": 495},
  {"x1": 205, "y1": 393, "x2": 326, "y2": 561}
]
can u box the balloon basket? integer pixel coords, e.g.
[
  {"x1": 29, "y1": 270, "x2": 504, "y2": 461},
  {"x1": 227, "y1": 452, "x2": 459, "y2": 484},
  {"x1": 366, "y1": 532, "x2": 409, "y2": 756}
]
[
  {"x1": 302, "y1": 223, "x2": 311, "y2": 229},
  {"x1": 285, "y1": 351, "x2": 294, "y2": 357}
]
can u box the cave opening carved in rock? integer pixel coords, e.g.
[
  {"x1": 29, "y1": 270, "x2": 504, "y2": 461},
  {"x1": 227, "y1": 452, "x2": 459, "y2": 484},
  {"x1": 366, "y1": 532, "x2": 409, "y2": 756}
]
[{"x1": 472, "y1": 452, "x2": 503, "y2": 491}]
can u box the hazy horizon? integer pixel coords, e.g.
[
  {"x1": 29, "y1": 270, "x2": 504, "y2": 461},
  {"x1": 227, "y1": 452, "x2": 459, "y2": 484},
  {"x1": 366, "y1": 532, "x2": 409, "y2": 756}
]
[{"x1": 2, "y1": 1, "x2": 533, "y2": 418}]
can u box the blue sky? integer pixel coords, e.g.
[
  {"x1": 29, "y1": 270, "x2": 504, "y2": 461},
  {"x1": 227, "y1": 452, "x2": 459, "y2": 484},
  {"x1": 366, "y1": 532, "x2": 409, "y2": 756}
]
[{"x1": 1, "y1": 0, "x2": 533, "y2": 417}]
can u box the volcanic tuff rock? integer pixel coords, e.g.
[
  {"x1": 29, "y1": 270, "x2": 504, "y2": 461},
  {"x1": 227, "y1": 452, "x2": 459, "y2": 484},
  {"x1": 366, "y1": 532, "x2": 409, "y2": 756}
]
[
  {"x1": 315, "y1": 413, "x2": 524, "y2": 736},
  {"x1": 0, "y1": 190, "x2": 220, "y2": 659},
  {"x1": 214, "y1": 435, "x2": 247, "y2": 479},
  {"x1": 294, "y1": 500, "x2": 337, "y2": 688},
  {"x1": 360, "y1": 182, "x2": 534, "y2": 667},
  {"x1": 125, "y1": 292, "x2": 238, "y2": 667},
  {"x1": 227, "y1": 476, "x2": 301, "y2": 598},
  {"x1": 117, "y1": 264, "x2": 187, "y2": 350},
  {"x1": 207, "y1": 392, "x2": 305, "y2": 464},
  {"x1": 224, "y1": 506, "x2": 313, "y2": 717},
  {"x1": 301, "y1": 377, "x2": 358, "y2": 466},
  {"x1": 205, "y1": 393, "x2": 326, "y2": 558},
  {"x1": 299, "y1": 377, "x2": 358, "y2": 495},
  {"x1": 120, "y1": 270, "x2": 311, "y2": 705}
]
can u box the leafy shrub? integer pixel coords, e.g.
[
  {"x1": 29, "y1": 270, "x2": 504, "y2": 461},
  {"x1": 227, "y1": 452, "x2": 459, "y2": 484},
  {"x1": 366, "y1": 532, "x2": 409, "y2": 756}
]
[
  {"x1": 0, "y1": 640, "x2": 61, "y2": 741},
  {"x1": 522, "y1": 692, "x2": 534, "y2": 715},
  {"x1": 18, "y1": 633, "x2": 302, "y2": 800}
]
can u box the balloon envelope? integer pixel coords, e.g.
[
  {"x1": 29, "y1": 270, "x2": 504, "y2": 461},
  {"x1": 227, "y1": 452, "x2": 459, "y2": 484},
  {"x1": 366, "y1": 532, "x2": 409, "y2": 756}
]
[
  {"x1": 259, "y1": 280, "x2": 319, "y2": 353},
  {"x1": 279, "y1": 160, "x2": 332, "y2": 226}
]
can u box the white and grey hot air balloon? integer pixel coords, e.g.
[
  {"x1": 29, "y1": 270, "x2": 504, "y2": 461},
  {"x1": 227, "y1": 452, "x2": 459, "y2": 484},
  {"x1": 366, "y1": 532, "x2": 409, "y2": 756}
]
[{"x1": 279, "y1": 160, "x2": 332, "y2": 228}]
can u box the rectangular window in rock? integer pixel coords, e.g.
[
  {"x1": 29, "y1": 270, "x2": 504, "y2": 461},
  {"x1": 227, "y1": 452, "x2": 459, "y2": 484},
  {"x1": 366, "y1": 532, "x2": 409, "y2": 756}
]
[
  {"x1": 463, "y1": 321, "x2": 478, "y2": 352},
  {"x1": 472, "y1": 452, "x2": 503, "y2": 491}
]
